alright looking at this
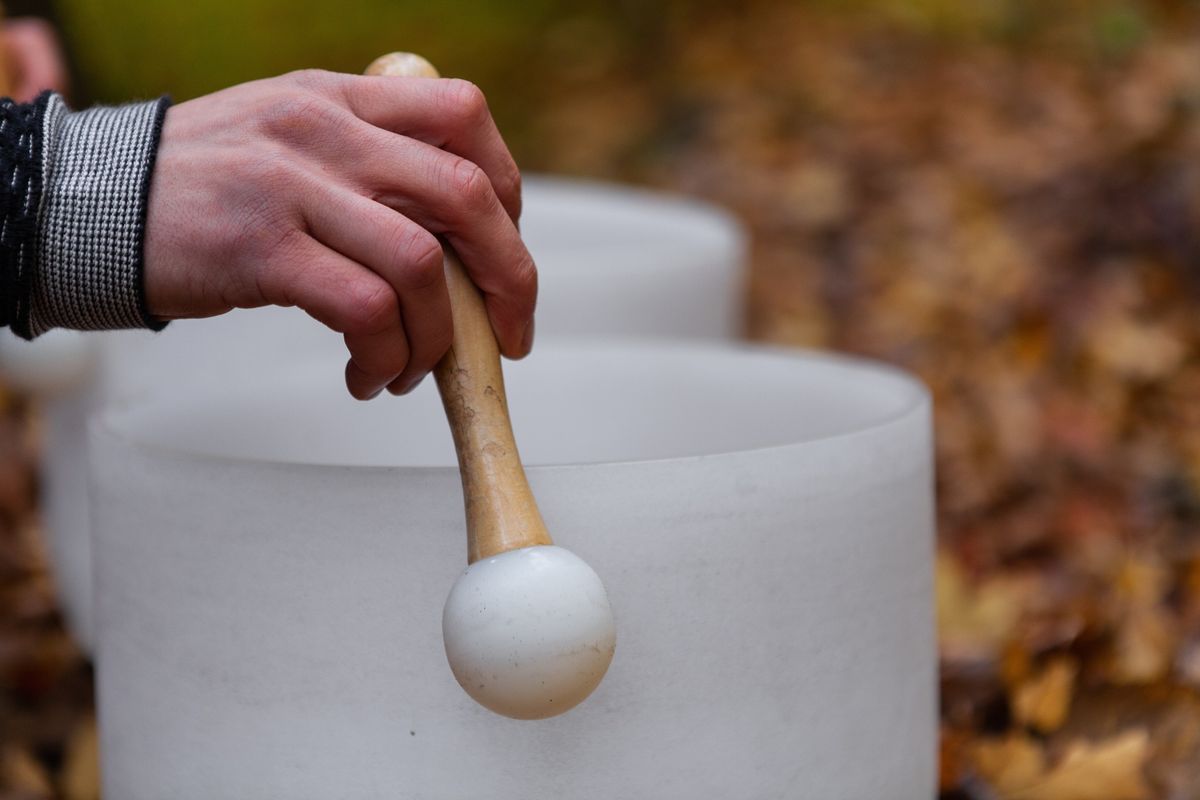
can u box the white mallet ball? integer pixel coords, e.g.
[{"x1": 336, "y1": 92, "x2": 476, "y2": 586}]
[{"x1": 442, "y1": 544, "x2": 616, "y2": 720}]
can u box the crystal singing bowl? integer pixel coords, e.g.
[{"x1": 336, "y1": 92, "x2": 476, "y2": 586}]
[
  {"x1": 90, "y1": 341, "x2": 935, "y2": 800},
  {"x1": 29, "y1": 175, "x2": 747, "y2": 649}
]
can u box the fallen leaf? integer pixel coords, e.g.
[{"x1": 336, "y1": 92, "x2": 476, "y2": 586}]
[
  {"x1": 972, "y1": 729, "x2": 1152, "y2": 800},
  {"x1": 1013, "y1": 657, "x2": 1078, "y2": 734},
  {"x1": 61, "y1": 716, "x2": 100, "y2": 800}
]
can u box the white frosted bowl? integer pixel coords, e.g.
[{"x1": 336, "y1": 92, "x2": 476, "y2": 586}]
[
  {"x1": 90, "y1": 341, "x2": 935, "y2": 799},
  {"x1": 0, "y1": 329, "x2": 96, "y2": 395},
  {"x1": 42, "y1": 176, "x2": 747, "y2": 650},
  {"x1": 521, "y1": 176, "x2": 745, "y2": 339},
  {"x1": 41, "y1": 306, "x2": 335, "y2": 650}
]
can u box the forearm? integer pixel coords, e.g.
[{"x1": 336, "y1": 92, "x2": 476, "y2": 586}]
[{"x1": 0, "y1": 91, "x2": 170, "y2": 339}]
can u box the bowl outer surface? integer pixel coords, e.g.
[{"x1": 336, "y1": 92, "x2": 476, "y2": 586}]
[
  {"x1": 41, "y1": 387, "x2": 100, "y2": 649},
  {"x1": 0, "y1": 329, "x2": 97, "y2": 395},
  {"x1": 91, "y1": 345, "x2": 936, "y2": 799},
  {"x1": 521, "y1": 175, "x2": 746, "y2": 340},
  {"x1": 40, "y1": 306, "x2": 340, "y2": 651}
]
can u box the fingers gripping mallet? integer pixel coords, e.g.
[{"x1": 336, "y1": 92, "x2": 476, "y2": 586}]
[{"x1": 365, "y1": 53, "x2": 617, "y2": 720}]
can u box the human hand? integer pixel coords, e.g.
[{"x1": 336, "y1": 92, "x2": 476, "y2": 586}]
[
  {"x1": 2, "y1": 18, "x2": 69, "y2": 101},
  {"x1": 143, "y1": 70, "x2": 535, "y2": 399}
]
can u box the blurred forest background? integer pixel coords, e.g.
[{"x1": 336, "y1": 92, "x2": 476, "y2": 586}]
[{"x1": 5, "y1": 0, "x2": 1200, "y2": 797}]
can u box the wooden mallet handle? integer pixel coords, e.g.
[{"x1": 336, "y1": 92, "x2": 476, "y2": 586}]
[{"x1": 365, "y1": 53, "x2": 552, "y2": 564}]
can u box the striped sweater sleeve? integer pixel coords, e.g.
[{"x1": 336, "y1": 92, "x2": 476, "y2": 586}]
[{"x1": 0, "y1": 91, "x2": 170, "y2": 339}]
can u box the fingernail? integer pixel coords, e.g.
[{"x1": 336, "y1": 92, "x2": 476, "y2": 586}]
[
  {"x1": 519, "y1": 318, "x2": 535, "y2": 357},
  {"x1": 366, "y1": 386, "x2": 384, "y2": 400}
]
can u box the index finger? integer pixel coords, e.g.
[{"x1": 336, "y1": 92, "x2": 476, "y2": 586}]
[{"x1": 335, "y1": 75, "x2": 523, "y2": 222}]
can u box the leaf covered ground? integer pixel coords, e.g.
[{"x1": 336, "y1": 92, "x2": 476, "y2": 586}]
[{"x1": 590, "y1": 3, "x2": 1200, "y2": 797}]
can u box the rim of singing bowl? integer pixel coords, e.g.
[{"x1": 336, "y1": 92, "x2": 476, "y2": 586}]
[
  {"x1": 91, "y1": 339, "x2": 928, "y2": 472},
  {"x1": 520, "y1": 176, "x2": 745, "y2": 253}
]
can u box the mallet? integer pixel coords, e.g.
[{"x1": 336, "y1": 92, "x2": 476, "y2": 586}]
[{"x1": 365, "y1": 53, "x2": 616, "y2": 721}]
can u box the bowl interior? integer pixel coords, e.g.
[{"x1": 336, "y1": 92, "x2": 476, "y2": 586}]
[{"x1": 99, "y1": 343, "x2": 924, "y2": 468}]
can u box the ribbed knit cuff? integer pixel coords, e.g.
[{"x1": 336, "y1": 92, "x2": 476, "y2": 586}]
[{"x1": 21, "y1": 93, "x2": 171, "y2": 338}]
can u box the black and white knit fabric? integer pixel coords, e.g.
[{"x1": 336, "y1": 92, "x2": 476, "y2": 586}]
[
  {"x1": 0, "y1": 93, "x2": 46, "y2": 337},
  {"x1": 0, "y1": 91, "x2": 170, "y2": 339}
]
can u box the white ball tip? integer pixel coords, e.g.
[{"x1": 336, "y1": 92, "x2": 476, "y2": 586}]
[{"x1": 442, "y1": 544, "x2": 616, "y2": 720}]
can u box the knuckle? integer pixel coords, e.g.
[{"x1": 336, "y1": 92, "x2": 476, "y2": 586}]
[
  {"x1": 506, "y1": 162, "x2": 522, "y2": 199},
  {"x1": 442, "y1": 78, "x2": 488, "y2": 125},
  {"x1": 443, "y1": 157, "x2": 493, "y2": 212},
  {"x1": 346, "y1": 282, "x2": 399, "y2": 336},
  {"x1": 499, "y1": 160, "x2": 523, "y2": 217},
  {"x1": 258, "y1": 93, "x2": 316, "y2": 136},
  {"x1": 286, "y1": 68, "x2": 336, "y2": 91},
  {"x1": 508, "y1": 254, "x2": 538, "y2": 300},
  {"x1": 395, "y1": 229, "x2": 444, "y2": 290},
  {"x1": 258, "y1": 92, "x2": 348, "y2": 142}
]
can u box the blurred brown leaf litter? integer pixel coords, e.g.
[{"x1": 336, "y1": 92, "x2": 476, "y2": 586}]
[
  {"x1": 526, "y1": 1, "x2": 1200, "y2": 796},
  {"x1": 9, "y1": 0, "x2": 1200, "y2": 797}
]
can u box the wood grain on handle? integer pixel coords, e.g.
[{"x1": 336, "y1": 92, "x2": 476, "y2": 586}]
[{"x1": 365, "y1": 53, "x2": 552, "y2": 563}]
